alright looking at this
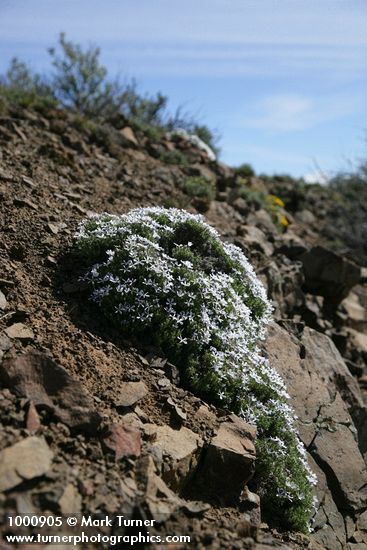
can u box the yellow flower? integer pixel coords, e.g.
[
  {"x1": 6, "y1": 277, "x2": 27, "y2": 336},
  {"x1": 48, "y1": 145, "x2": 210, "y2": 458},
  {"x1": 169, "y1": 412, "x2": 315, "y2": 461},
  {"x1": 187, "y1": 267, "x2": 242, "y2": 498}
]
[
  {"x1": 280, "y1": 214, "x2": 289, "y2": 227},
  {"x1": 267, "y1": 194, "x2": 285, "y2": 208}
]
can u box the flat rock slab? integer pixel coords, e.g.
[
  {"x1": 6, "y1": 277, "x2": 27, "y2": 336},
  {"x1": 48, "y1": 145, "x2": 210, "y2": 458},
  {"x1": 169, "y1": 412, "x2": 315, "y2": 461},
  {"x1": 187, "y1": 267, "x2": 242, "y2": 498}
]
[
  {"x1": 299, "y1": 245, "x2": 360, "y2": 304},
  {"x1": 26, "y1": 401, "x2": 41, "y2": 433},
  {"x1": 114, "y1": 381, "x2": 148, "y2": 407},
  {"x1": 0, "y1": 290, "x2": 7, "y2": 310},
  {"x1": 348, "y1": 328, "x2": 367, "y2": 354},
  {"x1": 146, "y1": 424, "x2": 202, "y2": 491},
  {"x1": 264, "y1": 322, "x2": 367, "y2": 541},
  {"x1": 120, "y1": 126, "x2": 139, "y2": 147},
  {"x1": 102, "y1": 423, "x2": 141, "y2": 458},
  {"x1": 0, "y1": 333, "x2": 11, "y2": 352},
  {"x1": 136, "y1": 456, "x2": 182, "y2": 523},
  {"x1": 5, "y1": 323, "x2": 34, "y2": 340},
  {"x1": 194, "y1": 415, "x2": 256, "y2": 504},
  {"x1": 0, "y1": 436, "x2": 53, "y2": 492},
  {"x1": 0, "y1": 351, "x2": 101, "y2": 432},
  {"x1": 312, "y1": 421, "x2": 367, "y2": 511},
  {"x1": 58, "y1": 483, "x2": 82, "y2": 515},
  {"x1": 0, "y1": 333, "x2": 11, "y2": 361},
  {"x1": 213, "y1": 415, "x2": 256, "y2": 456}
]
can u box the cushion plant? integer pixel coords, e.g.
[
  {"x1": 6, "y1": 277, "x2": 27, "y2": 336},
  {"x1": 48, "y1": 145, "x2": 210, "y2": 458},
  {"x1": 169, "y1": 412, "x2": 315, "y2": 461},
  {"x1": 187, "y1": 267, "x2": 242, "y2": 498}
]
[{"x1": 74, "y1": 206, "x2": 316, "y2": 531}]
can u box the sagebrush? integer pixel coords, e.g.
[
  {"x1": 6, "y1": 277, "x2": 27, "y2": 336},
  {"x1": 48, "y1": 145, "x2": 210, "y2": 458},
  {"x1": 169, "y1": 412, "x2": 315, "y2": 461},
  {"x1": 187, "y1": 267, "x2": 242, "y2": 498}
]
[{"x1": 0, "y1": 33, "x2": 219, "y2": 154}]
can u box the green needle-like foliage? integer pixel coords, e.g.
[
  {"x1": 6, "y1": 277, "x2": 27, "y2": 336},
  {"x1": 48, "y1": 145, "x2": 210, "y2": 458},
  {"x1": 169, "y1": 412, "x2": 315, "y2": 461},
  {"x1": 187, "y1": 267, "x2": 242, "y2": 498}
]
[{"x1": 74, "y1": 206, "x2": 316, "y2": 531}]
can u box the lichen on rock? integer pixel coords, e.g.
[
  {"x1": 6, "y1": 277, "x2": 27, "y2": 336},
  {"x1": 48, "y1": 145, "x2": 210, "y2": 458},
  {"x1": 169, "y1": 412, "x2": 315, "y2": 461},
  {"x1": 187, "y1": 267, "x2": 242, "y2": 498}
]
[{"x1": 74, "y1": 206, "x2": 316, "y2": 531}]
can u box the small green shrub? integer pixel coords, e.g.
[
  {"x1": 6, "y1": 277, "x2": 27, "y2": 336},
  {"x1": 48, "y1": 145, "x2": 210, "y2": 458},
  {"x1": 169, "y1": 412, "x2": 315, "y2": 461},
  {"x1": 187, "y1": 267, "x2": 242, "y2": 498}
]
[
  {"x1": 129, "y1": 119, "x2": 165, "y2": 142},
  {"x1": 74, "y1": 207, "x2": 316, "y2": 531},
  {"x1": 182, "y1": 176, "x2": 215, "y2": 200},
  {"x1": 160, "y1": 149, "x2": 188, "y2": 166},
  {"x1": 71, "y1": 115, "x2": 98, "y2": 136},
  {"x1": 236, "y1": 184, "x2": 289, "y2": 232},
  {"x1": 48, "y1": 32, "x2": 121, "y2": 117},
  {"x1": 237, "y1": 184, "x2": 265, "y2": 208},
  {"x1": 235, "y1": 163, "x2": 255, "y2": 178},
  {"x1": 1, "y1": 34, "x2": 220, "y2": 153},
  {"x1": 0, "y1": 57, "x2": 56, "y2": 110},
  {"x1": 0, "y1": 95, "x2": 6, "y2": 115}
]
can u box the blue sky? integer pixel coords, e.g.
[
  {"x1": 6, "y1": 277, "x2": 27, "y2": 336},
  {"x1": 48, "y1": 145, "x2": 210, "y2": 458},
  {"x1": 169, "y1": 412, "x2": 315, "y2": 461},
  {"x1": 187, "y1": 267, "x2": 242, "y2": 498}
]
[{"x1": 1, "y1": 0, "x2": 366, "y2": 179}]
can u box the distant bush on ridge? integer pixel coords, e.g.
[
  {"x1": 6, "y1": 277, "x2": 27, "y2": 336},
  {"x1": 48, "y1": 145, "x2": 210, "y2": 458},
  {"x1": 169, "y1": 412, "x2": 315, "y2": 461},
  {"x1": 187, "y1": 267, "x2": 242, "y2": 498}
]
[{"x1": 0, "y1": 33, "x2": 219, "y2": 155}]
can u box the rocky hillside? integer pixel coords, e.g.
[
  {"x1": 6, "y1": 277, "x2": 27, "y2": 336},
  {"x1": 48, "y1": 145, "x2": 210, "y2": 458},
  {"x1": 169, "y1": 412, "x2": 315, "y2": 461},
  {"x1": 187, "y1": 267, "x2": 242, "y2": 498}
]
[{"x1": 0, "y1": 103, "x2": 367, "y2": 550}]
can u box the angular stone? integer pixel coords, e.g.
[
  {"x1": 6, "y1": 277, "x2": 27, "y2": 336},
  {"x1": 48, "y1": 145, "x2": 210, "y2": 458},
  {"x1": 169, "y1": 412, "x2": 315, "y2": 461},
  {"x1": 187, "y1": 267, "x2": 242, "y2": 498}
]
[
  {"x1": 120, "y1": 411, "x2": 144, "y2": 429},
  {"x1": 241, "y1": 486, "x2": 260, "y2": 508},
  {"x1": 13, "y1": 197, "x2": 38, "y2": 210},
  {"x1": 78, "y1": 479, "x2": 94, "y2": 497},
  {"x1": 114, "y1": 381, "x2": 148, "y2": 408},
  {"x1": 296, "y1": 209, "x2": 316, "y2": 224},
  {"x1": 136, "y1": 456, "x2": 181, "y2": 522},
  {"x1": 157, "y1": 377, "x2": 170, "y2": 389},
  {"x1": 120, "y1": 127, "x2": 138, "y2": 148},
  {"x1": 15, "y1": 492, "x2": 36, "y2": 514},
  {"x1": 194, "y1": 415, "x2": 256, "y2": 504},
  {"x1": 342, "y1": 292, "x2": 366, "y2": 325},
  {"x1": 312, "y1": 423, "x2": 367, "y2": 510},
  {"x1": 264, "y1": 323, "x2": 367, "y2": 517},
  {"x1": 0, "y1": 436, "x2": 53, "y2": 491},
  {"x1": 146, "y1": 424, "x2": 202, "y2": 490},
  {"x1": 299, "y1": 246, "x2": 360, "y2": 307},
  {"x1": 215, "y1": 162, "x2": 234, "y2": 188},
  {"x1": 350, "y1": 531, "x2": 367, "y2": 543},
  {"x1": 348, "y1": 329, "x2": 367, "y2": 354},
  {"x1": 232, "y1": 197, "x2": 249, "y2": 216},
  {"x1": 253, "y1": 544, "x2": 293, "y2": 550},
  {"x1": 26, "y1": 401, "x2": 41, "y2": 433},
  {"x1": 311, "y1": 530, "x2": 343, "y2": 550},
  {"x1": 0, "y1": 333, "x2": 11, "y2": 352},
  {"x1": 0, "y1": 168, "x2": 13, "y2": 181},
  {"x1": 166, "y1": 397, "x2": 187, "y2": 424},
  {"x1": 21, "y1": 175, "x2": 37, "y2": 188},
  {"x1": 308, "y1": 456, "x2": 346, "y2": 548},
  {"x1": 164, "y1": 362, "x2": 180, "y2": 384},
  {"x1": 241, "y1": 486, "x2": 261, "y2": 526},
  {"x1": 275, "y1": 232, "x2": 309, "y2": 259},
  {"x1": 119, "y1": 476, "x2": 138, "y2": 503},
  {"x1": 102, "y1": 423, "x2": 141, "y2": 458},
  {"x1": 195, "y1": 404, "x2": 217, "y2": 425},
  {"x1": 58, "y1": 483, "x2": 82, "y2": 514},
  {"x1": 47, "y1": 222, "x2": 66, "y2": 235},
  {"x1": 301, "y1": 327, "x2": 367, "y2": 451},
  {"x1": 182, "y1": 500, "x2": 211, "y2": 516},
  {"x1": 187, "y1": 163, "x2": 216, "y2": 182},
  {"x1": 357, "y1": 509, "x2": 367, "y2": 531},
  {"x1": 0, "y1": 290, "x2": 7, "y2": 310},
  {"x1": 5, "y1": 323, "x2": 34, "y2": 340},
  {"x1": 239, "y1": 225, "x2": 274, "y2": 256},
  {"x1": 248, "y1": 208, "x2": 277, "y2": 233},
  {"x1": 0, "y1": 352, "x2": 101, "y2": 432}
]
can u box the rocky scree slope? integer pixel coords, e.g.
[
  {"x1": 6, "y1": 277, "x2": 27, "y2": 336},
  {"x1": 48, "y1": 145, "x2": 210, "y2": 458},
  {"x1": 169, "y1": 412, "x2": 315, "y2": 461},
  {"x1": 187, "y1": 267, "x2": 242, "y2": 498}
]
[{"x1": 0, "y1": 103, "x2": 366, "y2": 550}]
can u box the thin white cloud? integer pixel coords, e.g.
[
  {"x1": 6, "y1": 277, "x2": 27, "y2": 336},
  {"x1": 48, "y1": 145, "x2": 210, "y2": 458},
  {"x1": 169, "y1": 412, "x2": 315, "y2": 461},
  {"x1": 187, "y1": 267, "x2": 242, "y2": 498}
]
[
  {"x1": 104, "y1": 42, "x2": 367, "y2": 78},
  {"x1": 1, "y1": 0, "x2": 367, "y2": 47},
  {"x1": 247, "y1": 95, "x2": 313, "y2": 132},
  {"x1": 242, "y1": 93, "x2": 364, "y2": 132},
  {"x1": 1, "y1": 41, "x2": 365, "y2": 80},
  {"x1": 223, "y1": 142, "x2": 309, "y2": 167},
  {"x1": 303, "y1": 171, "x2": 330, "y2": 185},
  {"x1": 1, "y1": 1, "x2": 366, "y2": 79}
]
